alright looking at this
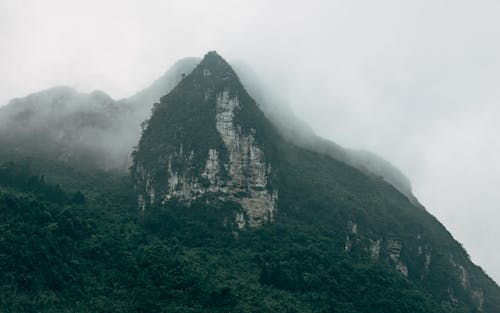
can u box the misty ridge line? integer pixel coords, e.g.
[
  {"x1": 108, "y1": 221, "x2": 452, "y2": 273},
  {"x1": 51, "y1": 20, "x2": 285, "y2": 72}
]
[
  {"x1": 0, "y1": 58, "x2": 198, "y2": 170},
  {"x1": 0, "y1": 54, "x2": 416, "y2": 205}
]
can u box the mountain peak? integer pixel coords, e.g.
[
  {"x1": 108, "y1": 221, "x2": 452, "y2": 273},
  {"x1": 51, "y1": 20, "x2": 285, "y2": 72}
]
[
  {"x1": 190, "y1": 51, "x2": 239, "y2": 84},
  {"x1": 204, "y1": 50, "x2": 222, "y2": 59},
  {"x1": 201, "y1": 50, "x2": 226, "y2": 64}
]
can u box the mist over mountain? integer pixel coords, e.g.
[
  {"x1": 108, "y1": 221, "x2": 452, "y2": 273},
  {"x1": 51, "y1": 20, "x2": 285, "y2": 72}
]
[
  {"x1": 0, "y1": 51, "x2": 499, "y2": 312},
  {"x1": 123, "y1": 57, "x2": 201, "y2": 113},
  {"x1": 0, "y1": 56, "x2": 415, "y2": 204},
  {"x1": 233, "y1": 62, "x2": 418, "y2": 204},
  {"x1": 0, "y1": 58, "x2": 200, "y2": 170},
  {"x1": 0, "y1": 86, "x2": 129, "y2": 169}
]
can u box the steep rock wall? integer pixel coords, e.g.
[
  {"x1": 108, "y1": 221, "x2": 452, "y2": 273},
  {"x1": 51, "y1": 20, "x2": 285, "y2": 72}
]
[{"x1": 136, "y1": 90, "x2": 277, "y2": 228}]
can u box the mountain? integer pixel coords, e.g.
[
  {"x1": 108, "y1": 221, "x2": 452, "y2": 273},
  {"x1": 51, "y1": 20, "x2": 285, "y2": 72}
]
[
  {"x1": 132, "y1": 51, "x2": 500, "y2": 312},
  {"x1": 0, "y1": 51, "x2": 499, "y2": 312}
]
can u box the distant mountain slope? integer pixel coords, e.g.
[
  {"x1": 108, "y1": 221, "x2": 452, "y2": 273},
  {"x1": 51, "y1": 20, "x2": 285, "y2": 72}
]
[
  {"x1": 0, "y1": 86, "x2": 131, "y2": 169},
  {"x1": 0, "y1": 59, "x2": 199, "y2": 171},
  {"x1": 123, "y1": 57, "x2": 200, "y2": 111},
  {"x1": 233, "y1": 62, "x2": 418, "y2": 204}
]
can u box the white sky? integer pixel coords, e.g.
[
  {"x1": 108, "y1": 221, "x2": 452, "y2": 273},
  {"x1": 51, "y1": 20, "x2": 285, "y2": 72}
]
[{"x1": 1, "y1": 0, "x2": 499, "y2": 283}]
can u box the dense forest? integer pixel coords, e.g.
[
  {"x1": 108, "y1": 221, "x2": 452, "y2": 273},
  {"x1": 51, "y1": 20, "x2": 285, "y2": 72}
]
[{"x1": 0, "y1": 159, "x2": 450, "y2": 313}]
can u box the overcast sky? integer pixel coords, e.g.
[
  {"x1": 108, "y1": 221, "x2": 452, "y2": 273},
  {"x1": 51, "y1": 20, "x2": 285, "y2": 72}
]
[{"x1": 1, "y1": 0, "x2": 499, "y2": 283}]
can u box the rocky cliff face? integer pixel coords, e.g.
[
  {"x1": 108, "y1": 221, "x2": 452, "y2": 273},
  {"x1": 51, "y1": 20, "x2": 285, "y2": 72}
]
[
  {"x1": 132, "y1": 52, "x2": 277, "y2": 228},
  {"x1": 211, "y1": 90, "x2": 277, "y2": 227},
  {"x1": 342, "y1": 218, "x2": 490, "y2": 311}
]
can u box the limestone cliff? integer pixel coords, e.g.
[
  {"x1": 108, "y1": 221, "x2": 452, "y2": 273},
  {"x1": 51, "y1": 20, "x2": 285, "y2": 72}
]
[{"x1": 132, "y1": 52, "x2": 277, "y2": 227}]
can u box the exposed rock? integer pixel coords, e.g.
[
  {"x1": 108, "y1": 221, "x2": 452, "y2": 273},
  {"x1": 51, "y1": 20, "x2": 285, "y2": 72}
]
[
  {"x1": 370, "y1": 239, "x2": 381, "y2": 259},
  {"x1": 472, "y1": 289, "x2": 485, "y2": 311},
  {"x1": 235, "y1": 211, "x2": 246, "y2": 229},
  {"x1": 396, "y1": 261, "x2": 409, "y2": 277},
  {"x1": 345, "y1": 221, "x2": 359, "y2": 253},
  {"x1": 424, "y1": 252, "x2": 432, "y2": 271},
  {"x1": 347, "y1": 220, "x2": 358, "y2": 235},
  {"x1": 202, "y1": 148, "x2": 219, "y2": 183},
  {"x1": 138, "y1": 90, "x2": 278, "y2": 228},
  {"x1": 387, "y1": 239, "x2": 408, "y2": 277},
  {"x1": 450, "y1": 256, "x2": 470, "y2": 290},
  {"x1": 449, "y1": 288, "x2": 459, "y2": 305},
  {"x1": 345, "y1": 236, "x2": 352, "y2": 253},
  {"x1": 211, "y1": 90, "x2": 277, "y2": 226},
  {"x1": 387, "y1": 239, "x2": 402, "y2": 260},
  {"x1": 458, "y1": 264, "x2": 469, "y2": 289}
]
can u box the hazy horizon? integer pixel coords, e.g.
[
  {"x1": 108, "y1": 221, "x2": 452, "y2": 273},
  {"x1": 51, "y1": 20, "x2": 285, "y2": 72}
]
[{"x1": 1, "y1": 0, "x2": 499, "y2": 283}]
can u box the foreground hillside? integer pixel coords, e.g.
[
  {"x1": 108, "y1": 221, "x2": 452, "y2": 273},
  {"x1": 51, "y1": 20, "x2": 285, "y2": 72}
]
[
  {"x1": 1, "y1": 153, "x2": 498, "y2": 312},
  {"x1": 0, "y1": 161, "x2": 457, "y2": 312}
]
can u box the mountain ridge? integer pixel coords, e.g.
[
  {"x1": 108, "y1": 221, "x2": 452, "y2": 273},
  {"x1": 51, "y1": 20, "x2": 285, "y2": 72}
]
[{"x1": 0, "y1": 55, "x2": 417, "y2": 205}]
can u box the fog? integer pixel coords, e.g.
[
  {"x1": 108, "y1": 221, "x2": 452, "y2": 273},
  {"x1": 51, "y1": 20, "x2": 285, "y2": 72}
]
[{"x1": 1, "y1": 0, "x2": 499, "y2": 283}]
